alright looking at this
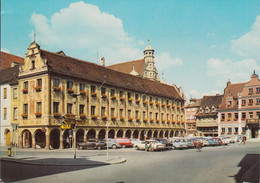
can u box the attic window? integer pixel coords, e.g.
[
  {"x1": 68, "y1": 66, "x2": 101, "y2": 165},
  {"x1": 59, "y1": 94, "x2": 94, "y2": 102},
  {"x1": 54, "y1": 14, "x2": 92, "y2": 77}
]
[
  {"x1": 205, "y1": 107, "x2": 209, "y2": 113},
  {"x1": 212, "y1": 107, "x2": 215, "y2": 112},
  {"x1": 199, "y1": 108, "x2": 203, "y2": 113},
  {"x1": 227, "y1": 101, "x2": 232, "y2": 107},
  {"x1": 31, "y1": 60, "x2": 35, "y2": 70}
]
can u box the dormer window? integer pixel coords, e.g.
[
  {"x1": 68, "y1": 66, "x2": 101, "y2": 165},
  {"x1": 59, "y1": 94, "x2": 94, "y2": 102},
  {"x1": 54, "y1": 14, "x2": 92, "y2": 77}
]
[
  {"x1": 67, "y1": 81, "x2": 73, "y2": 89},
  {"x1": 31, "y1": 60, "x2": 35, "y2": 69},
  {"x1": 199, "y1": 108, "x2": 203, "y2": 113},
  {"x1": 227, "y1": 101, "x2": 232, "y2": 107},
  {"x1": 205, "y1": 107, "x2": 209, "y2": 113},
  {"x1": 212, "y1": 107, "x2": 216, "y2": 112}
]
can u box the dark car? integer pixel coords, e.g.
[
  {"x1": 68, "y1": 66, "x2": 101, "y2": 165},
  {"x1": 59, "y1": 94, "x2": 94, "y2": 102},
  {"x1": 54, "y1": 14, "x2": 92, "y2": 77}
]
[
  {"x1": 77, "y1": 139, "x2": 106, "y2": 150},
  {"x1": 153, "y1": 138, "x2": 173, "y2": 149}
]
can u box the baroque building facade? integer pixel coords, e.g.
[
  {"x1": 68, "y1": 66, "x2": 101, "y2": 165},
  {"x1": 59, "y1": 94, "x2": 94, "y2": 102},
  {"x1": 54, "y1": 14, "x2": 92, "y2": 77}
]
[
  {"x1": 11, "y1": 42, "x2": 185, "y2": 149},
  {"x1": 218, "y1": 72, "x2": 260, "y2": 139}
]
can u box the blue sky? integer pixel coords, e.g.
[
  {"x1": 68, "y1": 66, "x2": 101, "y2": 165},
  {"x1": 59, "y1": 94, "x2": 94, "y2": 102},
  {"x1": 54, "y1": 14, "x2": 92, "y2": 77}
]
[{"x1": 1, "y1": 0, "x2": 260, "y2": 99}]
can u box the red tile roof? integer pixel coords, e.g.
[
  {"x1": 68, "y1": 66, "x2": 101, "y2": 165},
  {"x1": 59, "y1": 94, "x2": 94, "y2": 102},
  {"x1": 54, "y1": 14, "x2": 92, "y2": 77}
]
[
  {"x1": 1, "y1": 51, "x2": 24, "y2": 70},
  {"x1": 219, "y1": 82, "x2": 246, "y2": 109},
  {"x1": 107, "y1": 59, "x2": 146, "y2": 76},
  {"x1": 41, "y1": 50, "x2": 183, "y2": 100}
]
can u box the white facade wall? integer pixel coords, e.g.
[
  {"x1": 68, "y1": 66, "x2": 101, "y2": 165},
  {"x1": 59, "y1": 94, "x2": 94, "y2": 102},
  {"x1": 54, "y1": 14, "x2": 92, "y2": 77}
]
[{"x1": 0, "y1": 83, "x2": 11, "y2": 146}]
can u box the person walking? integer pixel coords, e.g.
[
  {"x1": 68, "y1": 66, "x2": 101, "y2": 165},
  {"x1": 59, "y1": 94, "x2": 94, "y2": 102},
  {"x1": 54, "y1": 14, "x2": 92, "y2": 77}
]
[
  {"x1": 196, "y1": 139, "x2": 202, "y2": 152},
  {"x1": 243, "y1": 135, "x2": 246, "y2": 145},
  {"x1": 145, "y1": 142, "x2": 148, "y2": 152}
]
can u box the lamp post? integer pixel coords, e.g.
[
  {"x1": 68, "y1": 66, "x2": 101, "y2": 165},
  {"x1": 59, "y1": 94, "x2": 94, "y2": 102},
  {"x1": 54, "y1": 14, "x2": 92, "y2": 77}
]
[
  {"x1": 106, "y1": 121, "x2": 109, "y2": 160},
  {"x1": 70, "y1": 93, "x2": 80, "y2": 159}
]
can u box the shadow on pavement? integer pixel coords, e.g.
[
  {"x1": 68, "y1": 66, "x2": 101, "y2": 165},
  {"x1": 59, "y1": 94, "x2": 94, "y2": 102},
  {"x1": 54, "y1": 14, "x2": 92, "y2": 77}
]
[
  {"x1": 234, "y1": 154, "x2": 259, "y2": 183},
  {"x1": 0, "y1": 158, "x2": 108, "y2": 182}
]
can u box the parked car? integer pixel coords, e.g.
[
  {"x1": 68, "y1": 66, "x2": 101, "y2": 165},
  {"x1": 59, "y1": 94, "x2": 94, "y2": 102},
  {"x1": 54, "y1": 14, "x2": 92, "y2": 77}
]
[
  {"x1": 131, "y1": 138, "x2": 142, "y2": 148},
  {"x1": 186, "y1": 138, "x2": 194, "y2": 148},
  {"x1": 191, "y1": 137, "x2": 204, "y2": 147},
  {"x1": 171, "y1": 138, "x2": 188, "y2": 149},
  {"x1": 114, "y1": 138, "x2": 132, "y2": 148},
  {"x1": 212, "y1": 137, "x2": 223, "y2": 146},
  {"x1": 103, "y1": 138, "x2": 121, "y2": 149},
  {"x1": 224, "y1": 137, "x2": 235, "y2": 143},
  {"x1": 135, "y1": 140, "x2": 166, "y2": 151},
  {"x1": 208, "y1": 138, "x2": 219, "y2": 146},
  {"x1": 236, "y1": 135, "x2": 245, "y2": 142},
  {"x1": 153, "y1": 138, "x2": 173, "y2": 149},
  {"x1": 77, "y1": 139, "x2": 106, "y2": 150}
]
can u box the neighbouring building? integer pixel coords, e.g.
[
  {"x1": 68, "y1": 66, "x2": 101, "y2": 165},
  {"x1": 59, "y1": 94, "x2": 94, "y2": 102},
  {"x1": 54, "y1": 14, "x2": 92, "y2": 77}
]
[
  {"x1": 218, "y1": 71, "x2": 260, "y2": 139},
  {"x1": 1, "y1": 51, "x2": 24, "y2": 70},
  {"x1": 11, "y1": 42, "x2": 185, "y2": 149},
  {"x1": 0, "y1": 65, "x2": 20, "y2": 146},
  {"x1": 196, "y1": 94, "x2": 223, "y2": 137},
  {"x1": 185, "y1": 98, "x2": 202, "y2": 136}
]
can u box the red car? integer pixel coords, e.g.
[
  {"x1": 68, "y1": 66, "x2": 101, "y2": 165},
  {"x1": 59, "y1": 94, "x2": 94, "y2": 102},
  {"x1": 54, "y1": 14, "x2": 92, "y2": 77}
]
[
  {"x1": 114, "y1": 138, "x2": 132, "y2": 148},
  {"x1": 213, "y1": 137, "x2": 223, "y2": 145}
]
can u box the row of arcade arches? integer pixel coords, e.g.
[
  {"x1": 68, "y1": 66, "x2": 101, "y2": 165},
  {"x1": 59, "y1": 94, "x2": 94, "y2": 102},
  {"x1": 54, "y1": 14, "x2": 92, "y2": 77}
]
[{"x1": 19, "y1": 128, "x2": 185, "y2": 149}]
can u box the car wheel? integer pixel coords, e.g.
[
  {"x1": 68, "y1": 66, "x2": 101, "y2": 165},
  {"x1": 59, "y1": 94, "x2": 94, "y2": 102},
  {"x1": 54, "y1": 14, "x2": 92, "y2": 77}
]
[
  {"x1": 136, "y1": 146, "x2": 139, "y2": 150},
  {"x1": 112, "y1": 145, "x2": 117, "y2": 149},
  {"x1": 122, "y1": 145, "x2": 126, "y2": 148}
]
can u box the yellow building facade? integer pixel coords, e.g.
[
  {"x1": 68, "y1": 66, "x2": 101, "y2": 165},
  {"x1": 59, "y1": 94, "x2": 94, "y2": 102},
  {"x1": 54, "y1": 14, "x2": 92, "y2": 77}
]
[{"x1": 13, "y1": 42, "x2": 185, "y2": 149}]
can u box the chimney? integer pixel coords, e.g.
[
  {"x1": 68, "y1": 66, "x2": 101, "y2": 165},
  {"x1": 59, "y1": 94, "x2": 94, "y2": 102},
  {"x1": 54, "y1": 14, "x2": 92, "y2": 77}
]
[{"x1": 101, "y1": 57, "x2": 105, "y2": 66}]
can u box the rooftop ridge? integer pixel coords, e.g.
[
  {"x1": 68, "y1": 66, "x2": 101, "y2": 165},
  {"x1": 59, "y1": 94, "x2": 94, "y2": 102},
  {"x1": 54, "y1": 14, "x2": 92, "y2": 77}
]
[{"x1": 107, "y1": 58, "x2": 144, "y2": 67}]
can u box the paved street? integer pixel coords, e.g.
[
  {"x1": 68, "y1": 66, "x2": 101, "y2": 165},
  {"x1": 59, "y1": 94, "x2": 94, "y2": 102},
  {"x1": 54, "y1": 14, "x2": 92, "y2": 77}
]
[{"x1": 1, "y1": 141, "x2": 259, "y2": 183}]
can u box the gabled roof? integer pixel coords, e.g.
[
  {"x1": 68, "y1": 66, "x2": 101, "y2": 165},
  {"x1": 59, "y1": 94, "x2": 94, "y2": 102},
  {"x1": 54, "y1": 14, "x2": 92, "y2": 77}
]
[
  {"x1": 219, "y1": 82, "x2": 246, "y2": 109},
  {"x1": 200, "y1": 95, "x2": 223, "y2": 107},
  {"x1": 1, "y1": 51, "x2": 24, "y2": 70},
  {"x1": 40, "y1": 50, "x2": 184, "y2": 100},
  {"x1": 196, "y1": 95, "x2": 223, "y2": 117},
  {"x1": 107, "y1": 59, "x2": 146, "y2": 76},
  {"x1": 0, "y1": 65, "x2": 20, "y2": 84}
]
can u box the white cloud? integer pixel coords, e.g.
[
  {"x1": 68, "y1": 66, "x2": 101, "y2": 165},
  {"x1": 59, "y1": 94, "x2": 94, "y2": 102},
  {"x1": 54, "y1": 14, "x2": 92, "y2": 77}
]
[
  {"x1": 1, "y1": 48, "x2": 9, "y2": 53},
  {"x1": 30, "y1": 1, "x2": 142, "y2": 65},
  {"x1": 207, "y1": 58, "x2": 260, "y2": 87},
  {"x1": 155, "y1": 52, "x2": 183, "y2": 71},
  {"x1": 206, "y1": 33, "x2": 215, "y2": 38},
  {"x1": 231, "y1": 15, "x2": 260, "y2": 59},
  {"x1": 210, "y1": 44, "x2": 216, "y2": 49}
]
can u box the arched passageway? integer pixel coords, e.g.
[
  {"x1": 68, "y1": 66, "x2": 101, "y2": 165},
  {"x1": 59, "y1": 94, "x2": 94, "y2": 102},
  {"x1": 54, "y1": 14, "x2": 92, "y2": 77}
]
[
  {"x1": 140, "y1": 130, "x2": 145, "y2": 140},
  {"x1": 125, "y1": 130, "x2": 131, "y2": 138},
  {"x1": 98, "y1": 129, "x2": 106, "y2": 140},
  {"x1": 50, "y1": 128, "x2": 60, "y2": 149},
  {"x1": 133, "y1": 130, "x2": 139, "y2": 139},
  {"x1": 22, "y1": 130, "x2": 32, "y2": 148},
  {"x1": 159, "y1": 130, "x2": 164, "y2": 138},
  {"x1": 147, "y1": 130, "x2": 152, "y2": 139},
  {"x1": 76, "y1": 129, "x2": 84, "y2": 143},
  {"x1": 170, "y1": 131, "x2": 174, "y2": 137},
  {"x1": 175, "y1": 131, "x2": 179, "y2": 137},
  {"x1": 108, "y1": 129, "x2": 115, "y2": 138},
  {"x1": 117, "y1": 130, "x2": 123, "y2": 138},
  {"x1": 5, "y1": 129, "x2": 11, "y2": 146},
  {"x1": 154, "y1": 130, "x2": 158, "y2": 138},
  {"x1": 165, "y1": 131, "x2": 169, "y2": 138},
  {"x1": 35, "y1": 129, "x2": 46, "y2": 148},
  {"x1": 87, "y1": 129, "x2": 96, "y2": 139}
]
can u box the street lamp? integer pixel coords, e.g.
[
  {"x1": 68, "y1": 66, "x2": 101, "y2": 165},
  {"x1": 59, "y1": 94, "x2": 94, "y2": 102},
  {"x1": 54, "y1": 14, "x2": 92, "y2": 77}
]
[
  {"x1": 70, "y1": 93, "x2": 80, "y2": 159},
  {"x1": 106, "y1": 120, "x2": 109, "y2": 160}
]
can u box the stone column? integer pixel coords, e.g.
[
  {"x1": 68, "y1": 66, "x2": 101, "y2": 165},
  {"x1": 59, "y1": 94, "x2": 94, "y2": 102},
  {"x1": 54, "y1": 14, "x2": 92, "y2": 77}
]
[
  {"x1": 138, "y1": 131, "x2": 141, "y2": 139},
  {"x1": 83, "y1": 130, "x2": 87, "y2": 142},
  {"x1": 18, "y1": 133, "x2": 23, "y2": 148},
  {"x1": 122, "y1": 130, "x2": 126, "y2": 138},
  {"x1": 32, "y1": 134, "x2": 36, "y2": 149},
  {"x1": 95, "y1": 129, "x2": 100, "y2": 139},
  {"x1": 59, "y1": 131, "x2": 64, "y2": 149},
  {"x1": 45, "y1": 129, "x2": 50, "y2": 150}
]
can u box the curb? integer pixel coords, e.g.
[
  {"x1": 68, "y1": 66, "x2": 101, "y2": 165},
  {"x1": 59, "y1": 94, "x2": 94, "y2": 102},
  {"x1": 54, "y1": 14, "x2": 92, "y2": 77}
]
[{"x1": 1, "y1": 157, "x2": 126, "y2": 166}]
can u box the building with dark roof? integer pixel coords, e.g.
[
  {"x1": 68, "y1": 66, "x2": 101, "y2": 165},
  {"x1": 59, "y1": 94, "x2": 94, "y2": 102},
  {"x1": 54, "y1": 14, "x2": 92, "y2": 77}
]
[
  {"x1": 218, "y1": 72, "x2": 260, "y2": 139},
  {"x1": 195, "y1": 94, "x2": 223, "y2": 137},
  {"x1": 1, "y1": 51, "x2": 24, "y2": 70},
  {"x1": 14, "y1": 42, "x2": 185, "y2": 149},
  {"x1": 0, "y1": 65, "x2": 20, "y2": 146}
]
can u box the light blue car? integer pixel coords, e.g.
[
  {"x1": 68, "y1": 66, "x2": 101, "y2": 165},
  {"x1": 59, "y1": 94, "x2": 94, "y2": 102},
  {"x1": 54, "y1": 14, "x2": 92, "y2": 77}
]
[{"x1": 103, "y1": 138, "x2": 121, "y2": 149}]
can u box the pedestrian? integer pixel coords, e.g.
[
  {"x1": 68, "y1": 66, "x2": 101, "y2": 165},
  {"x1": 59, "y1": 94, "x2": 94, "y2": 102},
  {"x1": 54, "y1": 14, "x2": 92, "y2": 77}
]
[
  {"x1": 196, "y1": 139, "x2": 202, "y2": 152},
  {"x1": 243, "y1": 135, "x2": 246, "y2": 145},
  {"x1": 145, "y1": 142, "x2": 148, "y2": 152}
]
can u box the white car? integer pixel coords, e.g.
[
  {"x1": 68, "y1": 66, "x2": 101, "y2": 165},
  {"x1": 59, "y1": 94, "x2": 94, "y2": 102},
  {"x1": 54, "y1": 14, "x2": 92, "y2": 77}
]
[
  {"x1": 131, "y1": 138, "x2": 142, "y2": 148},
  {"x1": 221, "y1": 137, "x2": 235, "y2": 145},
  {"x1": 136, "y1": 140, "x2": 166, "y2": 151},
  {"x1": 171, "y1": 139, "x2": 188, "y2": 149}
]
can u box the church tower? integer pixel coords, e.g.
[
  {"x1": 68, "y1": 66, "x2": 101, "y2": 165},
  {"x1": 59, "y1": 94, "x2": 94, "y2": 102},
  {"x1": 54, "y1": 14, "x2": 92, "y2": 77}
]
[{"x1": 143, "y1": 41, "x2": 160, "y2": 81}]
